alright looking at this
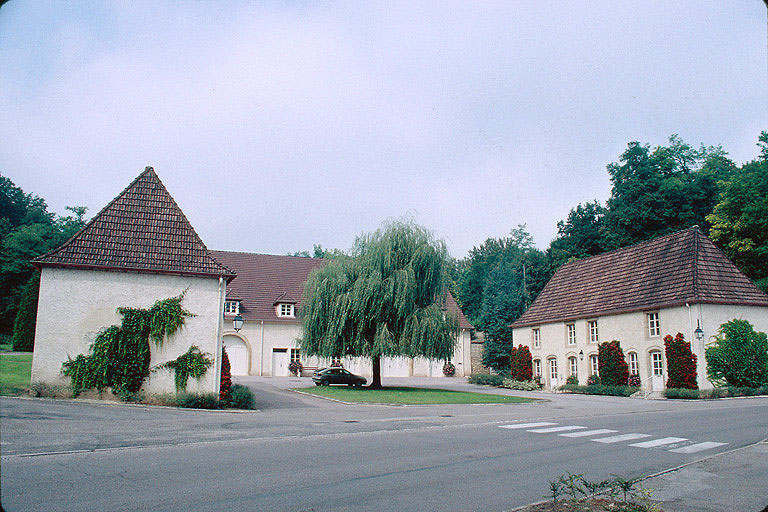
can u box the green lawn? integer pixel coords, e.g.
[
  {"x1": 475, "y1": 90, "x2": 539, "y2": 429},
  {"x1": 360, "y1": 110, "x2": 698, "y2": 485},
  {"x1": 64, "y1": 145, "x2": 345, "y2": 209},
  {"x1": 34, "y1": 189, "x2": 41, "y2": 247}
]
[
  {"x1": 294, "y1": 386, "x2": 538, "y2": 405},
  {"x1": 0, "y1": 352, "x2": 32, "y2": 395}
]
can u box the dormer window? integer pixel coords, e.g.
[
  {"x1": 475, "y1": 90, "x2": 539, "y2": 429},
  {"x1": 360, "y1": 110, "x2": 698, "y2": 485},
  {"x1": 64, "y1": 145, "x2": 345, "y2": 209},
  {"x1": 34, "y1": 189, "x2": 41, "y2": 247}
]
[
  {"x1": 224, "y1": 300, "x2": 240, "y2": 315},
  {"x1": 277, "y1": 303, "x2": 295, "y2": 318}
]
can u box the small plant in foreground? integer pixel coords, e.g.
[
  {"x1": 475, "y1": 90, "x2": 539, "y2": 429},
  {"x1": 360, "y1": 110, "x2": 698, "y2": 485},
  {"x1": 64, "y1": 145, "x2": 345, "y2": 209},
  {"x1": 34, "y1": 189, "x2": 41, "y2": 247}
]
[
  {"x1": 227, "y1": 384, "x2": 255, "y2": 409},
  {"x1": 176, "y1": 392, "x2": 220, "y2": 409},
  {"x1": 544, "y1": 473, "x2": 660, "y2": 511}
]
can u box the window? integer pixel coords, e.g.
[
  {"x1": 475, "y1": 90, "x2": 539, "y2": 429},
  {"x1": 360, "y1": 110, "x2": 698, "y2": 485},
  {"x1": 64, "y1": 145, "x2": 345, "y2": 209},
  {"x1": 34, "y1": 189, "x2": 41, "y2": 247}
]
[
  {"x1": 532, "y1": 328, "x2": 541, "y2": 349},
  {"x1": 628, "y1": 351, "x2": 638, "y2": 375},
  {"x1": 647, "y1": 312, "x2": 660, "y2": 337},
  {"x1": 651, "y1": 351, "x2": 663, "y2": 376},
  {"x1": 224, "y1": 300, "x2": 239, "y2": 315},
  {"x1": 567, "y1": 324, "x2": 576, "y2": 345},
  {"x1": 278, "y1": 303, "x2": 295, "y2": 317},
  {"x1": 290, "y1": 348, "x2": 300, "y2": 362},
  {"x1": 589, "y1": 354, "x2": 599, "y2": 376},
  {"x1": 568, "y1": 356, "x2": 578, "y2": 377},
  {"x1": 588, "y1": 320, "x2": 599, "y2": 343},
  {"x1": 548, "y1": 358, "x2": 558, "y2": 380},
  {"x1": 533, "y1": 359, "x2": 542, "y2": 377}
]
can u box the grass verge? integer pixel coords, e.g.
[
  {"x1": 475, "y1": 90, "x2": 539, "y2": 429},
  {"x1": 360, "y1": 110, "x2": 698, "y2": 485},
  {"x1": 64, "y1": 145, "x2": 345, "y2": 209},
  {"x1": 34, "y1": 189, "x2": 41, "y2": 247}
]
[
  {"x1": 0, "y1": 352, "x2": 32, "y2": 395},
  {"x1": 294, "y1": 386, "x2": 538, "y2": 404}
]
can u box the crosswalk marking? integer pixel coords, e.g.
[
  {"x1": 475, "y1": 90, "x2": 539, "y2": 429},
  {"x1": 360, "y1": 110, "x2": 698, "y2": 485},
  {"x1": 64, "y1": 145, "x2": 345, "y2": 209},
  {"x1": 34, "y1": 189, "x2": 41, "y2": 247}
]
[
  {"x1": 499, "y1": 422, "x2": 557, "y2": 430},
  {"x1": 592, "y1": 433, "x2": 651, "y2": 444},
  {"x1": 669, "y1": 442, "x2": 728, "y2": 454},
  {"x1": 528, "y1": 425, "x2": 586, "y2": 433},
  {"x1": 629, "y1": 437, "x2": 688, "y2": 448},
  {"x1": 559, "y1": 429, "x2": 618, "y2": 438}
]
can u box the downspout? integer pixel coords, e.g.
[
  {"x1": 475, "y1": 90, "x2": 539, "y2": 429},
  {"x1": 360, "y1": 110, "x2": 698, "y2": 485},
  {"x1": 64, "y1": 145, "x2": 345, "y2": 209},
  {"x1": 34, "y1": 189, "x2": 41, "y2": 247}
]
[
  {"x1": 215, "y1": 276, "x2": 225, "y2": 395},
  {"x1": 259, "y1": 320, "x2": 265, "y2": 376}
]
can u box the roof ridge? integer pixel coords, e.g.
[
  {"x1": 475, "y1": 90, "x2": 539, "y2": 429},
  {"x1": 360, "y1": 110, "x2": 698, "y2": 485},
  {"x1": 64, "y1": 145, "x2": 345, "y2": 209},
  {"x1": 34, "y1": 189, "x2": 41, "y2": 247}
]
[
  {"x1": 692, "y1": 226, "x2": 700, "y2": 301},
  {"x1": 212, "y1": 249, "x2": 326, "y2": 261}
]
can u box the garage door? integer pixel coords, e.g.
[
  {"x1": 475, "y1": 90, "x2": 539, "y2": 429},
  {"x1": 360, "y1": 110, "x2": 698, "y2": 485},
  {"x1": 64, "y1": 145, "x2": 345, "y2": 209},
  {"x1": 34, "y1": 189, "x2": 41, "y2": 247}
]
[{"x1": 223, "y1": 335, "x2": 248, "y2": 376}]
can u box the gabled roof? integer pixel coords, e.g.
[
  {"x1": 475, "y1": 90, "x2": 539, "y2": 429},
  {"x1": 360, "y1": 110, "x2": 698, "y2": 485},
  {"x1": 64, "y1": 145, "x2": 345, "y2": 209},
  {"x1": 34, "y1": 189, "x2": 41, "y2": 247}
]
[
  {"x1": 34, "y1": 167, "x2": 235, "y2": 281},
  {"x1": 212, "y1": 250, "x2": 474, "y2": 328},
  {"x1": 511, "y1": 226, "x2": 768, "y2": 328}
]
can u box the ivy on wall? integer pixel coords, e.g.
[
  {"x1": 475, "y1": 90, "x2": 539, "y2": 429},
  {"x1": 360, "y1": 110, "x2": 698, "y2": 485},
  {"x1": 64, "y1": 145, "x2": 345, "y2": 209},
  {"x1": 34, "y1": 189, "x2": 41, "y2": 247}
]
[
  {"x1": 157, "y1": 345, "x2": 213, "y2": 391},
  {"x1": 62, "y1": 293, "x2": 194, "y2": 396}
]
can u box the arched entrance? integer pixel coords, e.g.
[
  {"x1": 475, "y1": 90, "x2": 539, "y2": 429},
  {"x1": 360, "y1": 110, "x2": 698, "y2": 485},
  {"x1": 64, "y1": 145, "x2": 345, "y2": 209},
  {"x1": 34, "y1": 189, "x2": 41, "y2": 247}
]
[{"x1": 223, "y1": 334, "x2": 249, "y2": 376}]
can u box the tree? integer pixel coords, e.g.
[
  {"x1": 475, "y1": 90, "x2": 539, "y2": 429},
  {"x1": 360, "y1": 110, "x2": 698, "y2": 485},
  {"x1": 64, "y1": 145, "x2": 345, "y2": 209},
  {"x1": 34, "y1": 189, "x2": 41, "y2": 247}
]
[
  {"x1": 547, "y1": 201, "x2": 608, "y2": 271},
  {"x1": 664, "y1": 333, "x2": 698, "y2": 389},
  {"x1": 11, "y1": 272, "x2": 39, "y2": 351},
  {"x1": 299, "y1": 220, "x2": 458, "y2": 388},
  {"x1": 597, "y1": 340, "x2": 629, "y2": 386},
  {"x1": 707, "y1": 132, "x2": 768, "y2": 292},
  {"x1": 480, "y1": 260, "x2": 524, "y2": 373},
  {"x1": 705, "y1": 319, "x2": 768, "y2": 388},
  {"x1": 220, "y1": 347, "x2": 232, "y2": 401}
]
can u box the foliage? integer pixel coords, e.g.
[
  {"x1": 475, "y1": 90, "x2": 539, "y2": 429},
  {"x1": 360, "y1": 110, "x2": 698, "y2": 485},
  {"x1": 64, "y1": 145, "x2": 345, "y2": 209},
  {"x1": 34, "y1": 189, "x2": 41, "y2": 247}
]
[
  {"x1": 627, "y1": 374, "x2": 641, "y2": 387},
  {"x1": 175, "y1": 392, "x2": 220, "y2": 409},
  {"x1": 220, "y1": 347, "x2": 232, "y2": 401},
  {"x1": 290, "y1": 243, "x2": 347, "y2": 259},
  {"x1": 663, "y1": 388, "x2": 703, "y2": 399},
  {"x1": 509, "y1": 344, "x2": 533, "y2": 381},
  {"x1": 11, "y1": 272, "x2": 39, "y2": 351},
  {"x1": 546, "y1": 473, "x2": 660, "y2": 512},
  {"x1": 547, "y1": 201, "x2": 608, "y2": 271},
  {"x1": 29, "y1": 381, "x2": 72, "y2": 399},
  {"x1": 500, "y1": 378, "x2": 541, "y2": 391},
  {"x1": 288, "y1": 359, "x2": 303, "y2": 376},
  {"x1": 228, "y1": 384, "x2": 255, "y2": 409},
  {"x1": 598, "y1": 340, "x2": 629, "y2": 386},
  {"x1": 664, "y1": 332, "x2": 698, "y2": 389},
  {"x1": 0, "y1": 352, "x2": 32, "y2": 395},
  {"x1": 300, "y1": 220, "x2": 458, "y2": 388},
  {"x1": 705, "y1": 319, "x2": 768, "y2": 387},
  {"x1": 467, "y1": 373, "x2": 506, "y2": 386},
  {"x1": 295, "y1": 385, "x2": 537, "y2": 404},
  {"x1": 565, "y1": 374, "x2": 579, "y2": 385},
  {"x1": 706, "y1": 132, "x2": 768, "y2": 292},
  {"x1": 586, "y1": 374, "x2": 601, "y2": 386},
  {"x1": 558, "y1": 384, "x2": 638, "y2": 397},
  {"x1": 157, "y1": 345, "x2": 213, "y2": 392},
  {"x1": 61, "y1": 294, "x2": 191, "y2": 396},
  {"x1": 442, "y1": 361, "x2": 455, "y2": 376}
]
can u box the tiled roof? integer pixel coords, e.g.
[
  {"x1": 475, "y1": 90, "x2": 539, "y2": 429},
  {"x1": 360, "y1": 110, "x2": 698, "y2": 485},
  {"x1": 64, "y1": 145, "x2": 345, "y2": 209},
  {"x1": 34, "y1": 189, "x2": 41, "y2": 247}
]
[
  {"x1": 511, "y1": 226, "x2": 768, "y2": 328},
  {"x1": 212, "y1": 250, "x2": 474, "y2": 328},
  {"x1": 34, "y1": 167, "x2": 235, "y2": 280}
]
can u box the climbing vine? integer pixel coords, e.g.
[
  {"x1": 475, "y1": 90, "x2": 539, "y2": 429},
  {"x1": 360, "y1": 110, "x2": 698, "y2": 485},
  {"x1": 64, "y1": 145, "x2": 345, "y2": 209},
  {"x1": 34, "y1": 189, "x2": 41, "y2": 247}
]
[
  {"x1": 157, "y1": 345, "x2": 213, "y2": 391},
  {"x1": 62, "y1": 293, "x2": 193, "y2": 396}
]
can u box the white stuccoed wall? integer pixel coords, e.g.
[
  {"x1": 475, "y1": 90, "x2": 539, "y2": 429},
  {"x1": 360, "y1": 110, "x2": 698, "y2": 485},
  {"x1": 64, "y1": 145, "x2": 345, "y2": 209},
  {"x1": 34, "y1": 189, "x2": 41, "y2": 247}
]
[{"x1": 32, "y1": 267, "x2": 224, "y2": 394}]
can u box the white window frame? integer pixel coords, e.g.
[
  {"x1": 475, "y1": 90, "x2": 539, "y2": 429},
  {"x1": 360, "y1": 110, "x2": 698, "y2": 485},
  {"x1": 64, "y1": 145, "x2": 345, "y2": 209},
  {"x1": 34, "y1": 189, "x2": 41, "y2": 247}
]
[
  {"x1": 290, "y1": 348, "x2": 300, "y2": 362},
  {"x1": 628, "y1": 351, "x2": 638, "y2": 375},
  {"x1": 651, "y1": 351, "x2": 663, "y2": 376},
  {"x1": 224, "y1": 300, "x2": 239, "y2": 315},
  {"x1": 647, "y1": 312, "x2": 660, "y2": 337},
  {"x1": 588, "y1": 320, "x2": 599, "y2": 343},
  {"x1": 568, "y1": 356, "x2": 578, "y2": 377},
  {"x1": 533, "y1": 359, "x2": 542, "y2": 377},
  {"x1": 278, "y1": 303, "x2": 295, "y2": 318},
  {"x1": 567, "y1": 324, "x2": 576, "y2": 346},
  {"x1": 589, "y1": 354, "x2": 599, "y2": 376},
  {"x1": 548, "y1": 358, "x2": 558, "y2": 380},
  {"x1": 532, "y1": 328, "x2": 541, "y2": 349}
]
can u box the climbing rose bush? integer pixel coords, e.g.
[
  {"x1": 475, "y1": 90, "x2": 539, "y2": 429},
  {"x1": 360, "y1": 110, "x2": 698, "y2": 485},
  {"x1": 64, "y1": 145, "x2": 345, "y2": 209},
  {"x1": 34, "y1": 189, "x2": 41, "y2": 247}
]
[
  {"x1": 510, "y1": 344, "x2": 533, "y2": 381},
  {"x1": 597, "y1": 340, "x2": 629, "y2": 386},
  {"x1": 664, "y1": 332, "x2": 698, "y2": 389},
  {"x1": 220, "y1": 347, "x2": 232, "y2": 402}
]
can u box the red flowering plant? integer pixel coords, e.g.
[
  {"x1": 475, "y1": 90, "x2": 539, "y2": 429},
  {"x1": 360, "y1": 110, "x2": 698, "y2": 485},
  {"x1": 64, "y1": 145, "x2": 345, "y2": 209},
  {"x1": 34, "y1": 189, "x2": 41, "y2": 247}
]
[
  {"x1": 442, "y1": 361, "x2": 456, "y2": 376},
  {"x1": 510, "y1": 344, "x2": 533, "y2": 381},
  {"x1": 597, "y1": 340, "x2": 629, "y2": 386},
  {"x1": 664, "y1": 332, "x2": 698, "y2": 389},
  {"x1": 220, "y1": 347, "x2": 232, "y2": 402}
]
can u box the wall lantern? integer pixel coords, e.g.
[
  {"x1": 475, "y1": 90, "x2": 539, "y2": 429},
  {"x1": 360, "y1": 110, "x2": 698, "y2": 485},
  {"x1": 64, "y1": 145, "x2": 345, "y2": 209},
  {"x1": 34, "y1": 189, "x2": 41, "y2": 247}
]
[
  {"x1": 233, "y1": 314, "x2": 244, "y2": 332},
  {"x1": 694, "y1": 320, "x2": 704, "y2": 342},
  {"x1": 579, "y1": 350, "x2": 584, "y2": 361}
]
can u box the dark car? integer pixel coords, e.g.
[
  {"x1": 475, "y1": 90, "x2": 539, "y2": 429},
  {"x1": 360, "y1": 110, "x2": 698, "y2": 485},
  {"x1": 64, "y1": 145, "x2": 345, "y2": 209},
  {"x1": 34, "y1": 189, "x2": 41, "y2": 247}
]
[{"x1": 312, "y1": 367, "x2": 366, "y2": 387}]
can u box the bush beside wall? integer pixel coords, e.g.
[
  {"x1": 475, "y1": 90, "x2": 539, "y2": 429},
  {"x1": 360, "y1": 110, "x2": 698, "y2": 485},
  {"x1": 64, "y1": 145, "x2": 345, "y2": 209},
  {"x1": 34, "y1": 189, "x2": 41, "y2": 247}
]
[
  {"x1": 664, "y1": 332, "x2": 698, "y2": 389},
  {"x1": 597, "y1": 340, "x2": 629, "y2": 386}
]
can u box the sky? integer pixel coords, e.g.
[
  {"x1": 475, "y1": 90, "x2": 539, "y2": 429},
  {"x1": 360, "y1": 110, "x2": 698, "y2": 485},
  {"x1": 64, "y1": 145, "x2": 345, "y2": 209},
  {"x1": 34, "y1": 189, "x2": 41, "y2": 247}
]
[{"x1": 1, "y1": 1, "x2": 766, "y2": 258}]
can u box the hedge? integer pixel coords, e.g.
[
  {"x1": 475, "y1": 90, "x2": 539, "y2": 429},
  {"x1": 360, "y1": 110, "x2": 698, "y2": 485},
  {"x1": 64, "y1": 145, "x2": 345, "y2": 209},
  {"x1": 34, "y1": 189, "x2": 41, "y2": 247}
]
[
  {"x1": 467, "y1": 373, "x2": 506, "y2": 386},
  {"x1": 558, "y1": 384, "x2": 639, "y2": 397},
  {"x1": 665, "y1": 386, "x2": 768, "y2": 399}
]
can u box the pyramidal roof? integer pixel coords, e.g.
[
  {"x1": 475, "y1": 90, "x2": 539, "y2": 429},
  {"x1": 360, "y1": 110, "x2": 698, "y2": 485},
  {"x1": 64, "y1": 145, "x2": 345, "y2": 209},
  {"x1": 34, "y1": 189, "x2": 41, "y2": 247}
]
[
  {"x1": 34, "y1": 167, "x2": 235, "y2": 280},
  {"x1": 511, "y1": 226, "x2": 768, "y2": 328}
]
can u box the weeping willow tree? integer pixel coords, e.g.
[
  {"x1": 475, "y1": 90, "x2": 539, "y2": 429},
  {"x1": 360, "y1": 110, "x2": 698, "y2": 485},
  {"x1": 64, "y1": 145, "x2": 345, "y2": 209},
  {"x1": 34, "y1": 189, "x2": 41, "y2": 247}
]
[{"x1": 300, "y1": 220, "x2": 459, "y2": 388}]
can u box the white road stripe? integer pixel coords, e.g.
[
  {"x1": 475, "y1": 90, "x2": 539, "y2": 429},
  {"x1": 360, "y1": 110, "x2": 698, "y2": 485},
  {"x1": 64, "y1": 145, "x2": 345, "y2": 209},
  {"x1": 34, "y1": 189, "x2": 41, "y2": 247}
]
[
  {"x1": 629, "y1": 437, "x2": 688, "y2": 448},
  {"x1": 528, "y1": 425, "x2": 587, "y2": 433},
  {"x1": 559, "y1": 429, "x2": 618, "y2": 438},
  {"x1": 669, "y1": 442, "x2": 728, "y2": 454},
  {"x1": 499, "y1": 422, "x2": 557, "y2": 429},
  {"x1": 592, "y1": 433, "x2": 651, "y2": 444}
]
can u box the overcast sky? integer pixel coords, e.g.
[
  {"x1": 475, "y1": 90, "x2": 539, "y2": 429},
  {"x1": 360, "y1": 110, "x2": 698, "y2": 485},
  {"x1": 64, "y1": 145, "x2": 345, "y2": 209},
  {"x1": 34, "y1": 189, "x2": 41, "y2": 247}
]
[{"x1": 1, "y1": 1, "x2": 766, "y2": 258}]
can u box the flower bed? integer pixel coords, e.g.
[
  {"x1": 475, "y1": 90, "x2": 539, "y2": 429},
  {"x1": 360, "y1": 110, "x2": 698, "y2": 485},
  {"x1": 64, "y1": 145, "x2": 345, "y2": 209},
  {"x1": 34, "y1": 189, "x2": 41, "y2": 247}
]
[{"x1": 558, "y1": 383, "x2": 639, "y2": 397}]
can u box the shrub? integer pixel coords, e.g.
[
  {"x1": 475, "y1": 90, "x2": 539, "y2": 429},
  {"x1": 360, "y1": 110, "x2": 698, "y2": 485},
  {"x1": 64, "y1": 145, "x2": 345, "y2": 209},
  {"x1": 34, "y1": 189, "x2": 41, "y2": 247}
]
[
  {"x1": 29, "y1": 382, "x2": 72, "y2": 399},
  {"x1": 220, "y1": 347, "x2": 232, "y2": 401},
  {"x1": 664, "y1": 332, "x2": 698, "y2": 389},
  {"x1": 565, "y1": 374, "x2": 579, "y2": 385},
  {"x1": 509, "y1": 345, "x2": 533, "y2": 381},
  {"x1": 664, "y1": 388, "x2": 701, "y2": 399},
  {"x1": 442, "y1": 361, "x2": 455, "y2": 376},
  {"x1": 559, "y1": 384, "x2": 637, "y2": 397},
  {"x1": 12, "y1": 273, "x2": 39, "y2": 352},
  {"x1": 501, "y1": 378, "x2": 541, "y2": 391},
  {"x1": 467, "y1": 373, "x2": 505, "y2": 386},
  {"x1": 706, "y1": 319, "x2": 768, "y2": 388},
  {"x1": 288, "y1": 359, "x2": 303, "y2": 376},
  {"x1": 627, "y1": 374, "x2": 641, "y2": 387},
  {"x1": 228, "y1": 384, "x2": 255, "y2": 409},
  {"x1": 598, "y1": 340, "x2": 629, "y2": 386},
  {"x1": 176, "y1": 392, "x2": 220, "y2": 409},
  {"x1": 586, "y1": 374, "x2": 601, "y2": 386},
  {"x1": 158, "y1": 345, "x2": 213, "y2": 392}
]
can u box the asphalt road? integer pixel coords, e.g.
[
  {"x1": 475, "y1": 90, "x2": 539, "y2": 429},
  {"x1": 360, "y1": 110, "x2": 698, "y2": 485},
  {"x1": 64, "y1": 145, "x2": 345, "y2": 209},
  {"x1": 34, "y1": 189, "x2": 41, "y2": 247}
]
[{"x1": 2, "y1": 378, "x2": 767, "y2": 512}]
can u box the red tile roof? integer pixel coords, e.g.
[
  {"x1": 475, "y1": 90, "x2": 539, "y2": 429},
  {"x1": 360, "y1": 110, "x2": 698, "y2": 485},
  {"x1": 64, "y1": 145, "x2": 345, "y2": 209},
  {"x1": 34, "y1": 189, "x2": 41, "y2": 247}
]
[
  {"x1": 511, "y1": 226, "x2": 768, "y2": 328},
  {"x1": 212, "y1": 250, "x2": 474, "y2": 328},
  {"x1": 34, "y1": 167, "x2": 235, "y2": 280}
]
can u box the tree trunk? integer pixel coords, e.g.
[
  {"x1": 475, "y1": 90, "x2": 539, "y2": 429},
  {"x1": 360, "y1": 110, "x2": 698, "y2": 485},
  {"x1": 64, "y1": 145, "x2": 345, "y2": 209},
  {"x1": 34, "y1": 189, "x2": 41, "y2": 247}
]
[{"x1": 369, "y1": 355, "x2": 383, "y2": 389}]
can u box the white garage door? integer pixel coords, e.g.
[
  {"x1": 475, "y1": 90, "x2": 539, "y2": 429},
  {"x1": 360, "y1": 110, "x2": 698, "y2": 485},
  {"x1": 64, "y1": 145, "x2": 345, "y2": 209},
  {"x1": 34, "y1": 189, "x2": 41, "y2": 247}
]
[{"x1": 223, "y1": 335, "x2": 248, "y2": 376}]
